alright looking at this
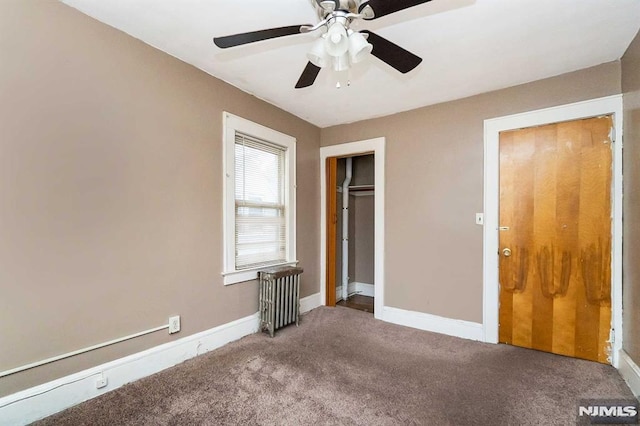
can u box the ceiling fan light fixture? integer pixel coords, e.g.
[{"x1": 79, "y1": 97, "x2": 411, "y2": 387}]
[
  {"x1": 348, "y1": 31, "x2": 373, "y2": 64},
  {"x1": 324, "y1": 22, "x2": 349, "y2": 57},
  {"x1": 332, "y1": 52, "x2": 351, "y2": 72},
  {"x1": 307, "y1": 36, "x2": 330, "y2": 68}
]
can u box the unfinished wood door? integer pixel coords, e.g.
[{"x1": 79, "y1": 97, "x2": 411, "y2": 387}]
[
  {"x1": 326, "y1": 157, "x2": 338, "y2": 307},
  {"x1": 498, "y1": 116, "x2": 613, "y2": 363}
]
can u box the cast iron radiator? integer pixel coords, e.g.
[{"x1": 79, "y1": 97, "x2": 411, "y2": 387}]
[{"x1": 259, "y1": 266, "x2": 303, "y2": 337}]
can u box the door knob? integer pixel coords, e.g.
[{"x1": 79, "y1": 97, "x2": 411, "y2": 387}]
[{"x1": 502, "y1": 248, "x2": 512, "y2": 257}]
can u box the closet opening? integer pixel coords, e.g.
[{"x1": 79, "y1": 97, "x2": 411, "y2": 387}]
[{"x1": 326, "y1": 154, "x2": 375, "y2": 314}]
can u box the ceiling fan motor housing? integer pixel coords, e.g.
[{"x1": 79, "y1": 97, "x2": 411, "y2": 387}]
[{"x1": 315, "y1": 0, "x2": 368, "y2": 18}]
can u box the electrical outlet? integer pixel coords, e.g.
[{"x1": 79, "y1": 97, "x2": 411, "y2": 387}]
[
  {"x1": 96, "y1": 375, "x2": 108, "y2": 389},
  {"x1": 169, "y1": 315, "x2": 180, "y2": 334}
]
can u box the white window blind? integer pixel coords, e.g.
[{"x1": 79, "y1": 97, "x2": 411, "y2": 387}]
[{"x1": 234, "y1": 132, "x2": 286, "y2": 270}]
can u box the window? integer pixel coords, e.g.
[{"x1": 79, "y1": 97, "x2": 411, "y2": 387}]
[{"x1": 222, "y1": 112, "x2": 296, "y2": 285}]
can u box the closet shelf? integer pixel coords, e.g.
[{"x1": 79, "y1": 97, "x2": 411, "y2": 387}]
[
  {"x1": 349, "y1": 185, "x2": 374, "y2": 191},
  {"x1": 337, "y1": 185, "x2": 374, "y2": 193}
]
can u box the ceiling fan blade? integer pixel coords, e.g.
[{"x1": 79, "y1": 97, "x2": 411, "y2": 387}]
[
  {"x1": 359, "y1": 0, "x2": 432, "y2": 20},
  {"x1": 295, "y1": 62, "x2": 322, "y2": 89},
  {"x1": 361, "y1": 30, "x2": 422, "y2": 73},
  {"x1": 214, "y1": 25, "x2": 306, "y2": 48}
]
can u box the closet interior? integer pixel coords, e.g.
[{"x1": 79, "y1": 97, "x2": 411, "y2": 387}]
[{"x1": 333, "y1": 154, "x2": 375, "y2": 313}]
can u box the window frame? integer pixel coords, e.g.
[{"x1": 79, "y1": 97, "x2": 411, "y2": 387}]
[{"x1": 222, "y1": 112, "x2": 297, "y2": 285}]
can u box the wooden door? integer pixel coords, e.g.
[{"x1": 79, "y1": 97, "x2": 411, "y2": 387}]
[
  {"x1": 498, "y1": 116, "x2": 613, "y2": 363},
  {"x1": 326, "y1": 157, "x2": 338, "y2": 307}
]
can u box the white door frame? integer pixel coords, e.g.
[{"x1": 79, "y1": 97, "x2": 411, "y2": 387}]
[
  {"x1": 483, "y1": 95, "x2": 623, "y2": 366},
  {"x1": 320, "y1": 137, "x2": 385, "y2": 319}
]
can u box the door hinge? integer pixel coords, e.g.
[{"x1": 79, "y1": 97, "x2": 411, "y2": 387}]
[
  {"x1": 609, "y1": 328, "x2": 615, "y2": 344},
  {"x1": 609, "y1": 127, "x2": 616, "y2": 143}
]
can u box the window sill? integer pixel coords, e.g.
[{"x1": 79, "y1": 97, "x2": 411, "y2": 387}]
[{"x1": 222, "y1": 261, "x2": 299, "y2": 285}]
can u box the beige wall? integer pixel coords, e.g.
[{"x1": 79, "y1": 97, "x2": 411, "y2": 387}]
[
  {"x1": 348, "y1": 195, "x2": 357, "y2": 283},
  {"x1": 622, "y1": 30, "x2": 640, "y2": 365},
  {"x1": 354, "y1": 195, "x2": 375, "y2": 285},
  {"x1": 0, "y1": 1, "x2": 320, "y2": 396},
  {"x1": 321, "y1": 62, "x2": 622, "y2": 322},
  {"x1": 351, "y1": 154, "x2": 375, "y2": 187},
  {"x1": 351, "y1": 155, "x2": 375, "y2": 285}
]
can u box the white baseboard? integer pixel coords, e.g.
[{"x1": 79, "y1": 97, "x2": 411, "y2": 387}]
[
  {"x1": 0, "y1": 313, "x2": 261, "y2": 426},
  {"x1": 336, "y1": 282, "x2": 375, "y2": 300},
  {"x1": 381, "y1": 306, "x2": 484, "y2": 342},
  {"x1": 618, "y1": 350, "x2": 640, "y2": 397},
  {"x1": 300, "y1": 292, "x2": 321, "y2": 313},
  {"x1": 353, "y1": 282, "x2": 374, "y2": 297}
]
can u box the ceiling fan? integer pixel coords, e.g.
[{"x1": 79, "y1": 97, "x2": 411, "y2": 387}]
[{"x1": 213, "y1": 0, "x2": 432, "y2": 89}]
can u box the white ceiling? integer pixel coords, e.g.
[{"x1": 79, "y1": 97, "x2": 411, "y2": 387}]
[{"x1": 61, "y1": 0, "x2": 640, "y2": 128}]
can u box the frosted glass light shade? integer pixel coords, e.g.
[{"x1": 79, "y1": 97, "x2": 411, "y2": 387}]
[
  {"x1": 348, "y1": 31, "x2": 373, "y2": 63},
  {"x1": 325, "y1": 22, "x2": 349, "y2": 57},
  {"x1": 307, "y1": 36, "x2": 329, "y2": 68},
  {"x1": 333, "y1": 52, "x2": 351, "y2": 72}
]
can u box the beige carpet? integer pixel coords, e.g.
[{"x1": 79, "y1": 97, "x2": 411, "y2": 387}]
[{"x1": 35, "y1": 306, "x2": 634, "y2": 425}]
